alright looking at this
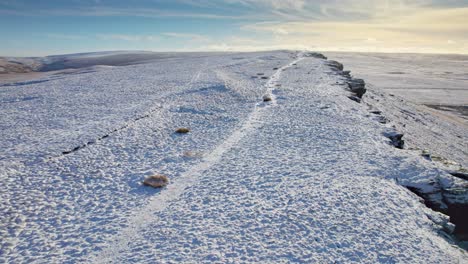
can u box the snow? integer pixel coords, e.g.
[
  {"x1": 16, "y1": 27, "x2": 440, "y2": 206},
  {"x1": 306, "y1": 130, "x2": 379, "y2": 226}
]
[
  {"x1": 324, "y1": 52, "x2": 468, "y2": 106},
  {"x1": 0, "y1": 51, "x2": 466, "y2": 263},
  {"x1": 324, "y1": 52, "x2": 468, "y2": 170}
]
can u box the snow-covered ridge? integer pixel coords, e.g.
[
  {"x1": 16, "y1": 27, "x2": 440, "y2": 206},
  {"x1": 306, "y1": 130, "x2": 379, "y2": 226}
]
[
  {"x1": 0, "y1": 51, "x2": 466, "y2": 263},
  {"x1": 322, "y1": 53, "x2": 468, "y2": 248}
]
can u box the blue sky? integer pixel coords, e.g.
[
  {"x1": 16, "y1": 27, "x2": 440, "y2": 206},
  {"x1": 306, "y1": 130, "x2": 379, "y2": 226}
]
[{"x1": 1, "y1": 0, "x2": 468, "y2": 56}]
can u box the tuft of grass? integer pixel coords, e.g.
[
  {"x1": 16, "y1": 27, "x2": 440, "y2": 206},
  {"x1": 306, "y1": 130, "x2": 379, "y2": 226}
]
[
  {"x1": 175, "y1": 128, "x2": 190, "y2": 134},
  {"x1": 263, "y1": 95, "x2": 272, "y2": 102},
  {"x1": 182, "y1": 151, "x2": 203, "y2": 158},
  {"x1": 143, "y1": 174, "x2": 169, "y2": 188}
]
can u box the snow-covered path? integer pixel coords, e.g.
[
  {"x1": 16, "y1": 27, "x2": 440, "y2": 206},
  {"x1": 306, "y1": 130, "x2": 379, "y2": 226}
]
[
  {"x1": 91, "y1": 54, "x2": 305, "y2": 263},
  {"x1": 1, "y1": 51, "x2": 466, "y2": 263}
]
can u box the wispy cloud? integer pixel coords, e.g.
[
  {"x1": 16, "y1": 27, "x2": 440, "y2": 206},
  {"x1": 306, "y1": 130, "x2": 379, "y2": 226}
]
[
  {"x1": 236, "y1": 4, "x2": 468, "y2": 54},
  {"x1": 162, "y1": 32, "x2": 210, "y2": 42},
  {"x1": 0, "y1": 6, "x2": 247, "y2": 19},
  {"x1": 2, "y1": 0, "x2": 468, "y2": 55},
  {"x1": 94, "y1": 33, "x2": 210, "y2": 43},
  {"x1": 46, "y1": 33, "x2": 86, "y2": 40},
  {"x1": 96, "y1": 34, "x2": 160, "y2": 42}
]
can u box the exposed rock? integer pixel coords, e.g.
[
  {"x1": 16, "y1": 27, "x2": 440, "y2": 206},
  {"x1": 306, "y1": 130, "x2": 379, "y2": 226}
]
[
  {"x1": 425, "y1": 211, "x2": 456, "y2": 234},
  {"x1": 384, "y1": 132, "x2": 405, "y2": 149},
  {"x1": 406, "y1": 174, "x2": 468, "y2": 245},
  {"x1": 421, "y1": 150, "x2": 432, "y2": 160},
  {"x1": 326, "y1": 60, "x2": 344, "y2": 71},
  {"x1": 347, "y1": 78, "x2": 367, "y2": 98},
  {"x1": 444, "y1": 195, "x2": 468, "y2": 241},
  {"x1": 323, "y1": 59, "x2": 366, "y2": 99},
  {"x1": 450, "y1": 172, "x2": 468, "y2": 181},
  {"x1": 348, "y1": 95, "x2": 361, "y2": 103},
  {"x1": 376, "y1": 115, "x2": 389, "y2": 124},
  {"x1": 305, "y1": 52, "x2": 327, "y2": 60}
]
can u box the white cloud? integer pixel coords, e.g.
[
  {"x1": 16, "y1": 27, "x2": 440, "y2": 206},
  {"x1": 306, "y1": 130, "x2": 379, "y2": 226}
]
[
  {"x1": 96, "y1": 34, "x2": 160, "y2": 42},
  {"x1": 162, "y1": 33, "x2": 210, "y2": 42},
  {"x1": 237, "y1": 5, "x2": 468, "y2": 54},
  {"x1": 228, "y1": 0, "x2": 306, "y2": 11},
  {"x1": 46, "y1": 33, "x2": 86, "y2": 40},
  {"x1": 4, "y1": 0, "x2": 468, "y2": 54}
]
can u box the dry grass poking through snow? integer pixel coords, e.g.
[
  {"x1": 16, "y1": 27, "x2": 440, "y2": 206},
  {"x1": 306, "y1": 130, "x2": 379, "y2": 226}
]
[
  {"x1": 143, "y1": 175, "x2": 169, "y2": 188},
  {"x1": 182, "y1": 151, "x2": 203, "y2": 158},
  {"x1": 175, "y1": 128, "x2": 190, "y2": 134},
  {"x1": 263, "y1": 95, "x2": 272, "y2": 102}
]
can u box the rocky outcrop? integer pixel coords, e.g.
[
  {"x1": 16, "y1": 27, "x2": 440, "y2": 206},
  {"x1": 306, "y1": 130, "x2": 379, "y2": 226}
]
[
  {"x1": 384, "y1": 131, "x2": 405, "y2": 149},
  {"x1": 407, "y1": 175, "x2": 468, "y2": 245},
  {"x1": 305, "y1": 52, "x2": 327, "y2": 60},
  {"x1": 324, "y1": 58, "x2": 367, "y2": 101},
  {"x1": 347, "y1": 78, "x2": 367, "y2": 98},
  {"x1": 319, "y1": 52, "x2": 468, "y2": 249},
  {"x1": 326, "y1": 60, "x2": 344, "y2": 71}
]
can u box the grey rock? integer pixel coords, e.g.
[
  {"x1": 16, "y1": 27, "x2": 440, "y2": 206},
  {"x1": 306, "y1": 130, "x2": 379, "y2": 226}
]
[
  {"x1": 326, "y1": 60, "x2": 344, "y2": 71},
  {"x1": 347, "y1": 78, "x2": 367, "y2": 98},
  {"x1": 305, "y1": 52, "x2": 327, "y2": 60}
]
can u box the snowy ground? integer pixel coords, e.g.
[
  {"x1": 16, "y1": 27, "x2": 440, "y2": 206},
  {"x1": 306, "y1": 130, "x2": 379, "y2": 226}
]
[
  {"x1": 324, "y1": 52, "x2": 468, "y2": 106},
  {"x1": 325, "y1": 52, "x2": 468, "y2": 168},
  {"x1": 0, "y1": 51, "x2": 467, "y2": 263}
]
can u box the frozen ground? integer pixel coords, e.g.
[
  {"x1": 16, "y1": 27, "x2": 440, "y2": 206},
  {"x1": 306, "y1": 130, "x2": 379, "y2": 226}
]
[
  {"x1": 325, "y1": 52, "x2": 468, "y2": 168},
  {"x1": 324, "y1": 52, "x2": 468, "y2": 106},
  {"x1": 0, "y1": 51, "x2": 467, "y2": 263}
]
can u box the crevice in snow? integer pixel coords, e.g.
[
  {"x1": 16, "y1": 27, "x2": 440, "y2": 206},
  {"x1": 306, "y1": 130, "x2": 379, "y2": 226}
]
[
  {"x1": 450, "y1": 172, "x2": 468, "y2": 181},
  {"x1": 61, "y1": 107, "x2": 161, "y2": 156}
]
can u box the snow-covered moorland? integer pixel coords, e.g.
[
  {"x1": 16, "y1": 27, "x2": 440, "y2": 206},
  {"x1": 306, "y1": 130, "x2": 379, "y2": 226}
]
[
  {"x1": 0, "y1": 51, "x2": 467, "y2": 263},
  {"x1": 325, "y1": 52, "x2": 468, "y2": 167}
]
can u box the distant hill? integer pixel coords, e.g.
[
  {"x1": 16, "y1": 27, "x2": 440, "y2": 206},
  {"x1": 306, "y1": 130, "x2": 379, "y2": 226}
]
[{"x1": 0, "y1": 51, "x2": 222, "y2": 74}]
